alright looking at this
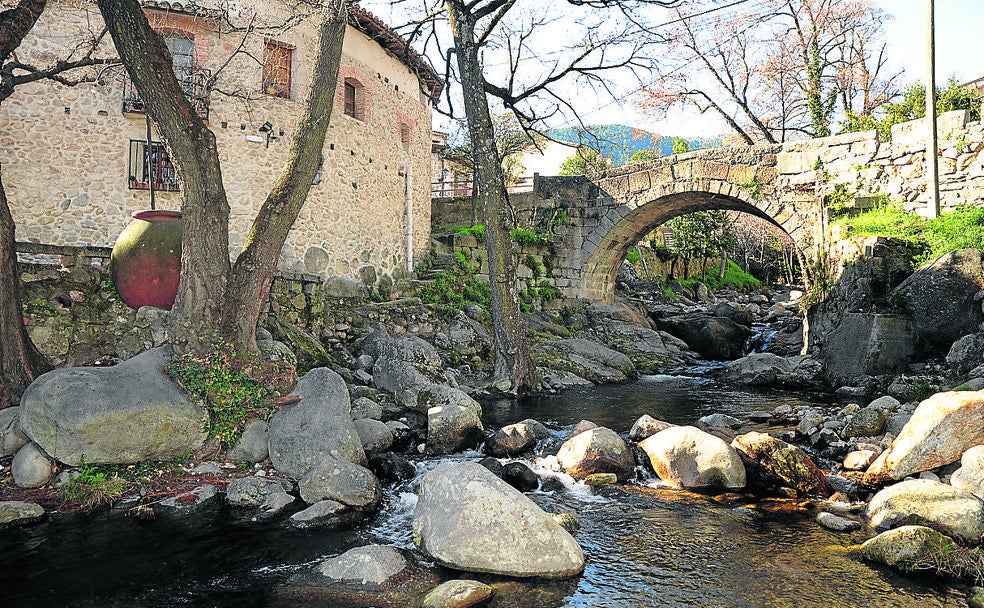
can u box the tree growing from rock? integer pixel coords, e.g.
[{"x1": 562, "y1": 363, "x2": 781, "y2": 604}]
[
  {"x1": 0, "y1": 0, "x2": 117, "y2": 407},
  {"x1": 95, "y1": 0, "x2": 348, "y2": 357}
]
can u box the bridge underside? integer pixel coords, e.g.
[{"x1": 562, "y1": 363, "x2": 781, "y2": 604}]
[{"x1": 578, "y1": 191, "x2": 795, "y2": 303}]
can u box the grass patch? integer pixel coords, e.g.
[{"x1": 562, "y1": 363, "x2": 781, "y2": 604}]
[
  {"x1": 908, "y1": 535, "x2": 984, "y2": 585},
  {"x1": 510, "y1": 227, "x2": 552, "y2": 247},
  {"x1": 679, "y1": 260, "x2": 762, "y2": 292},
  {"x1": 59, "y1": 459, "x2": 127, "y2": 512},
  {"x1": 448, "y1": 225, "x2": 486, "y2": 241},
  {"x1": 418, "y1": 253, "x2": 491, "y2": 320},
  {"x1": 833, "y1": 203, "x2": 984, "y2": 265}
]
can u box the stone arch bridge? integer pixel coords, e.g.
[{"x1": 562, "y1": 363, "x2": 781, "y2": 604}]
[{"x1": 520, "y1": 110, "x2": 984, "y2": 303}]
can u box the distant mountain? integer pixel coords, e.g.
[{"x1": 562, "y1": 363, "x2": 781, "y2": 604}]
[{"x1": 546, "y1": 124, "x2": 723, "y2": 166}]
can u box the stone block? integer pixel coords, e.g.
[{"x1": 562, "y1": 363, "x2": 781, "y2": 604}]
[
  {"x1": 777, "y1": 151, "x2": 817, "y2": 174},
  {"x1": 821, "y1": 313, "x2": 917, "y2": 384}
]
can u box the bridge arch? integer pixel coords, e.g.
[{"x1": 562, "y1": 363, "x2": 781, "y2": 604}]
[{"x1": 578, "y1": 179, "x2": 799, "y2": 303}]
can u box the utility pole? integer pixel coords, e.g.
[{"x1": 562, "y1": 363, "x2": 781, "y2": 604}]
[{"x1": 926, "y1": 0, "x2": 940, "y2": 218}]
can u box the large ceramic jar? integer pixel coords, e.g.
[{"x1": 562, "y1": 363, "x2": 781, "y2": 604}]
[{"x1": 111, "y1": 210, "x2": 183, "y2": 310}]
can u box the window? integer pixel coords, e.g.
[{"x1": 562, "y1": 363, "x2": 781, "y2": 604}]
[
  {"x1": 344, "y1": 81, "x2": 357, "y2": 117},
  {"x1": 122, "y1": 32, "x2": 210, "y2": 119},
  {"x1": 262, "y1": 41, "x2": 292, "y2": 99},
  {"x1": 400, "y1": 123, "x2": 412, "y2": 150},
  {"x1": 128, "y1": 140, "x2": 179, "y2": 192}
]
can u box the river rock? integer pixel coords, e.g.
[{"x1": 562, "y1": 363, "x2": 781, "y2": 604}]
[
  {"x1": 556, "y1": 427, "x2": 635, "y2": 482},
  {"x1": 585, "y1": 316, "x2": 691, "y2": 372},
  {"x1": 864, "y1": 390, "x2": 984, "y2": 484},
  {"x1": 731, "y1": 432, "x2": 832, "y2": 496},
  {"x1": 819, "y1": 313, "x2": 917, "y2": 384},
  {"x1": 421, "y1": 579, "x2": 494, "y2": 608},
  {"x1": 859, "y1": 525, "x2": 952, "y2": 568},
  {"x1": 268, "y1": 367, "x2": 366, "y2": 478},
  {"x1": 0, "y1": 407, "x2": 29, "y2": 457},
  {"x1": 534, "y1": 338, "x2": 636, "y2": 384},
  {"x1": 502, "y1": 461, "x2": 539, "y2": 492},
  {"x1": 896, "y1": 248, "x2": 984, "y2": 350},
  {"x1": 226, "y1": 419, "x2": 269, "y2": 464},
  {"x1": 0, "y1": 501, "x2": 45, "y2": 528},
  {"x1": 653, "y1": 313, "x2": 752, "y2": 360},
  {"x1": 154, "y1": 484, "x2": 222, "y2": 518},
  {"x1": 19, "y1": 347, "x2": 206, "y2": 465},
  {"x1": 354, "y1": 418, "x2": 394, "y2": 454},
  {"x1": 842, "y1": 407, "x2": 887, "y2": 438},
  {"x1": 946, "y1": 333, "x2": 984, "y2": 375},
  {"x1": 866, "y1": 478, "x2": 984, "y2": 544},
  {"x1": 815, "y1": 511, "x2": 861, "y2": 532},
  {"x1": 412, "y1": 462, "x2": 585, "y2": 578},
  {"x1": 447, "y1": 316, "x2": 492, "y2": 357},
  {"x1": 714, "y1": 302, "x2": 755, "y2": 326},
  {"x1": 298, "y1": 455, "x2": 382, "y2": 510},
  {"x1": 12, "y1": 443, "x2": 52, "y2": 489},
  {"x1": 284, "y1": 545, "x2": 438, "y2": 606},
  {"x1": 697, "y1": 413, "x2": 742, "y2": 436},
  {"x1": 486, "y1": 419, "x2": 551, "y2": 457},
  {"x1": 639, "y1": 426, "x2": 746, "y2": 490},
  {"x1": 368, "y1": 452, "x2": 417, "y2": 482},
  {"x1": 289, "y1": 500, "x2": 359, "y2": 529},
  {"x1": 350, "y1": 396, "x2": 383, "y2": 421},
  {"x1": 226, "y1": 477, "x2": 295, "y2": 519},
  {"x1": 715, "y1": 353, "x2": 822, "y2": 388},
  {"x1": 951, "y1": 445, "x2": 984, "y2": 500},
  {"x1": 371, "y1": 334, "x2": 446, "y2": 408},
  {"x1": 628, "y1": 415, "x2": 673, "y2": 442},
  {"x1": 418, "y1": 385, "x2": 484, "y2": 455},
  {"x1": 843, "y1": 449, "x2": 878, "y2": 471}
]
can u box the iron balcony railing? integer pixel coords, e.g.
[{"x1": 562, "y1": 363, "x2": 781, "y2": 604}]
[{"x1": 122, "y1": 68, "x2": 212, "y2": 121}]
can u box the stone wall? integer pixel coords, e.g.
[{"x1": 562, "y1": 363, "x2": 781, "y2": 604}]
[{"x1": 1, "y1": 1, "x2": 434, "y2": 289}]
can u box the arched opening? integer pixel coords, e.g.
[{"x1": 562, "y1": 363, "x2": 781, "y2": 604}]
[{"x1": 580, "y1": 191, "x2": 799, "y2": 303}]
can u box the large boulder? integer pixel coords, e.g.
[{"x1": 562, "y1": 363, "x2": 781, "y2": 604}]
[
  {"x1": 951, "y1": 445, "x2": 984, "y2": 500},
  {"x1": 864, "y1": 390, "x2": 984, "y2": 484},
  {"x1": 859, "y1": 525, "x2": 953, "y2": 568},
  {"x1": 556, "y1": 427, "x2": 635, "y2": 482},
  {"x1": 298, "y1": 455, "x2": 382, "y2": 510},
  {"x1": 638, "y1": 426, "x2": 746, "y2": 490},
  {"x1": 895, "y1": 248, "x2": 984, "y2": 350},
  {"x1": 714, "y1": 353, "x2": 822, "y2": 389},
  {"x1": 371, "y1": 334, "x2": 447, "y2": 409},
  {"x1": 731, "y1": 431, "x2": 832, "y2": 496},
  {"x1": 585, "y1": 316, "x2": 692, "y2": 372},
  {"x1": 818, "y1": 313, "x2": 918, "y2": 385},
  {"x1": 412, "y1": 462, "x2": 585, "y2": 578},
  {"x1": 866, "y1": 479, "x2": 984, "y2": 544},
  {"x1": 418, "y1": 385, "x2": 484, "y2": 455},
  {"x1": 653, "y1": 313, "x2": 752, "y2": 360},
  {"x1": 268, "y1": 367, "x2": 366, "y2": 479},
  {"x1": 283, "y1": 545, "x2": 438, "y2": 607},
  {"x1": 486, "y1": 419, "x2": 551, "y2": 457},
  {"x1": 947, "y1": 333, "x2": 984, "y2": 375},
  {"x1": 19, "y1": 347, "x2": 206, "y2": 465},
  {"x1": 447, "y1": 316, "x2": 492, "y2": 358},
  {"x1": 628, "y1": 415, "x2": 673, "y2": 442},
  {"x1": 534, "y1": 338, "x2": 636, "y2": 384}
]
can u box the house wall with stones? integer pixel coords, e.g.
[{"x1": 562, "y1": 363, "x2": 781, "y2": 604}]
[{"x1": 0, "y1": 1, "x2": 436, "y2": 289}]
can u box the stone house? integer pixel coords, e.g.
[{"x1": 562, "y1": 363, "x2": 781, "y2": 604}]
[{"x1": 1, "y1": 0, "x2": 440, "y2": 288}]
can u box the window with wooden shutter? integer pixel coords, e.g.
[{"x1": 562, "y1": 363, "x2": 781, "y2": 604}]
[{"x1": 262, "y1": 41, "x2": 292, "y2": 99}]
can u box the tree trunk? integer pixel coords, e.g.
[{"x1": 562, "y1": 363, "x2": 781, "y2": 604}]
[
  {"x1": 221, "y1": 1, "x2": 347, "y2": 355},
  {"x1": 446, "y1": 0, "x2": 537, "y2": 394},
  {"x1": 0, "y1": 170, "x2": 49, "y2": 407},
  {"x1": 98, "y1": 0, "x2": 231, "y2": 354}
]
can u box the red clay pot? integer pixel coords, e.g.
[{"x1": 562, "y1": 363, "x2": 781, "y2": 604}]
[{"x1": 111, "y1": 210, "x2": 183, "y2": 310}]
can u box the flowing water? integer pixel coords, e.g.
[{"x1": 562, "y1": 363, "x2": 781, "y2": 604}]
[{"x1": 0, "y1": 374, "x2": 970, "y2": 607}]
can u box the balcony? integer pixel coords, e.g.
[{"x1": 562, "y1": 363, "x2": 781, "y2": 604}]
[{"x1": 122, "y1": 68, "x2": 212, "y2": 121}]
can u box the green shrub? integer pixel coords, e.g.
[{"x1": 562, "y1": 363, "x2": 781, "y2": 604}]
[
  {"x1": 510, "y1": 227, "x2": 552, "y2": 247},
  {"x1": 449, "y1": 225, "x2": 486, "y2": 241},
  {"x1": 625, "y1": 248, "x2": 641, "y2": 264},
  {"x1": 60, "y1": 458, "x2": 127, "y2": 511},
  {"x1": 679, "y1": 260, "x2": 761, "y2": 292}
]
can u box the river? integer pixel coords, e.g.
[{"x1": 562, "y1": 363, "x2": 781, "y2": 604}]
[{"x1": 0, "y1": 374, "x2": 969, "y2": 607}]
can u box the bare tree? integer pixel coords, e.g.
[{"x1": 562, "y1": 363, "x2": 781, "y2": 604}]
[
  {"x1": 96, "y1": 0, "x2": 348, "y2": 356},
  {"x1": 0, "y1": 0, "x2": 116, "y2": 407}
]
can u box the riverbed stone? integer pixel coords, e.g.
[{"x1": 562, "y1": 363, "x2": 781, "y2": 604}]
[
  {"x1": 653, "y1": 313, "x2": 752, "y2": 360},
  {"x1": 502, "y1": 461, "x2": 539, "y2": 492},
  {"x1": 951, "y1": 445, "x2": 984, "y2": 500},
  {"x1": 0, "y1": 501, "x2": 45, "y2": 528},
  {"x1": 866, "y1": 478, "x2": 984, "y2": 544},
  {"x1": 815, "y1": 511, "x2": 861, "y2": 532},
  {"x1": 0, "y1": 407, "x2": 29, "y2": 457},
  {"x1": 859, "y1": 525, "x2": 951, "y2": 568},
  {"x1": 639, "y1": 426, "x2": 746, "y2": 490},
  {"x1": 289, "y1": 500, "x2": 358, "y2": 529},
  {"x1": 19, "y1": 347, "x2": 206, "y2": 466},
  {"x1": 843, "y1": 407, "x2": 887, "y2": 438},
  {"x1": 154, "y1": 484, "x2": 222, "y2": 518},
  {"x1": 298, "y1": 455, "x2": 382, "y2": 510},
  {"x1": 421, "y1": 579, "x2": 494, "y2": 608},
  {"x1": 628, "y1": 415, "x2": 673, "y2": 442},
  {"x1": 864, "y1": 390, "x2": 984, "y2": 484},
  {"x1": 731, "y1": 431, "x2": 832, "y2": 496},
  {"x1": 418, "y1": 385, "x2": 484, "y2": 455},
  {"x1": 534, "y1": 338, "x2": 636, "y2": 384},
  {"x1": 896, "y1": 248, "x2": 984, "y2": 350},
  {"x1": 350, "y1": 396, "x2": 383, "y2": 421},
  {"x1": 843, "y1": 449, "x2": 878, "y2": 471},
  {"x1": 12, "y1": 443, "x2": 52, "y2": 489},
  {"x1": 447, "y1": 316, "x2": 492, "y2": 357},
  {"x1": 226, "y1": 477, "x2": 295, "y2": 519},
  {"x1": 413, "y1": 462, "x2": 585, "y2": 578},
  {"x1": 226, "y1": 419, "x2": 269, "y2": 464},
  {"x1": 716, "y1": 353, "x2": 822, "y2": 388},
  {"x1": 353, "y1": 418, "x2": 394, "y2": 454},
  {"x1": 371, "y1": 334, "x2": 446, "y2": 409},
  {"x1": 556, "y1": 426, "x2": 635, "y2": 482},
  {"x1": 268, "y1": 367, "x2": 366, "y2": 479},
  {"x1": 486, "y1": 419, "x2": 551, "y2": 457},
  {"x1": 284, "y1": 544, "x2": 438, "y2": 606}
]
